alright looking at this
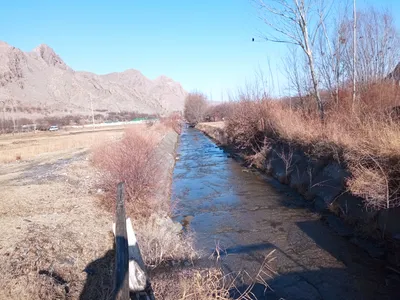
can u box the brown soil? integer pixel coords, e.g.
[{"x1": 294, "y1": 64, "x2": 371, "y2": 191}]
[{"x1": 0, "y1": 144, "x2": 116, "y2": 299}]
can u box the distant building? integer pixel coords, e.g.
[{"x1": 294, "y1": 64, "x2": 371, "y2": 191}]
[{"x1": 21, "y1": 124, "x2": 37, "y2": 132}]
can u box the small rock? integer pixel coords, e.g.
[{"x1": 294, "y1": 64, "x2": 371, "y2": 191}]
[
  {"x1": 60, "y1": 257, "x2": 75, "y2": 266},
  {"x1": 182, "y1": 215, "x2": 194, "y2": 228},
  {"x1": 242, "y1": 169, "x2": 250, "y2": 173},
  {"x1": 154, "y1": 216, "x2": 183, "y2": 234}
]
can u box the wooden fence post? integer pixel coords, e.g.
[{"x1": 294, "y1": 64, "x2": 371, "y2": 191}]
[{"x1": 114, "y1": 182, "x2": 129, "y2": 300}]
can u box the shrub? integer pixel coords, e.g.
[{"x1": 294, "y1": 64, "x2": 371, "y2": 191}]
[
  {"x1": 205, "y1": 103, "x2": 233, "y2": 122},
  {"x1": 134, "y1": 215, "x2": 196, "y2": 268},
  {"x1": 92, "y1": 128, "x2": 162, "y2": 218},
  {"x1": 160, "y1": 112, "x2": 182, "y2": 134}
]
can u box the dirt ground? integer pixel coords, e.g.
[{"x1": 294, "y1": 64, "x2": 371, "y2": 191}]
[{"x1": 0, "y1": 128, "x2": 124, "y2": 300}]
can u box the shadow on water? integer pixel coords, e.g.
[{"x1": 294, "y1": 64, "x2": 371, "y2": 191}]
[
  {"x1": 230, "y1": 267, "x2": 387, "y2": 300},
  {"x1": 173, "y1": 128, "x2": 400, "y2": 300}
]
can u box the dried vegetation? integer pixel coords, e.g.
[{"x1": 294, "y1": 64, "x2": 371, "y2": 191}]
[{"x1": 224, "y1": 82, "x2": 400, "y2": 210}]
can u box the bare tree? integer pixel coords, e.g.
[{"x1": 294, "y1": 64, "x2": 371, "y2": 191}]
[
  {"x1": 283, "y1": 46, "x2": 311, "y2": 108},
  {"x1": 0, "y1": 100, "x2": 5, "y2": 133},
  {"x1": 184, "y1": 92, "x2": 208, "y2": 125},
  {"x1": 255, "y1": 0, "x2": 330, "y2": 120},
  {"x1": 10, "y1": 101, "x2": 16, "y2": 133},
  {"x1": 341, "y1": 8, "x2": 400, "y2": 86},
  {"x1": 315, "y1": 2, "x2": 349, "y2": 106},
  {"x1": 352, "y1": 0, "x2": 357, "y2": 106}
]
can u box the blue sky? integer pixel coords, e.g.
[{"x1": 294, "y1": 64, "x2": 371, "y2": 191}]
[{"x1": 0, "y1": 0, "x2": 399, "y2": 100}]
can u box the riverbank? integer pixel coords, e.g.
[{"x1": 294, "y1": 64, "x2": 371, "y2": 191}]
[{"x1": 196, "y1": 122, "x2": 400, "y2": 269}]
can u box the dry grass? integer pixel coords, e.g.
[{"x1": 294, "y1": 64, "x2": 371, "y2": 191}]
[
  {"x1": 0, "y1": 151, "x2": 114, "y2": 300},
  {"x1": 150, "y1": 250, "x2": 276, "y2": 300},
  {"x1": 225, "y1": 83, "x2": 400, "y2": 210},
  {"x1": 179, "y1": 250, "x2": 277, "y2": 300},
  {"x1": 134, "y1": 214, "x2": 197, "y2": 268},
  {"x1": 0, "y1": 127, "x2": 126, "y2": 163}
]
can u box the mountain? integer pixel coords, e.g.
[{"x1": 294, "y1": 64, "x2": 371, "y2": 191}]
[{"x1": 0, "y1": 41, "x2": 186, "y2": 119}]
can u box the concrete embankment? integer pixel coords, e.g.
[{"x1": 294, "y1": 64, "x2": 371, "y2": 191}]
[{"x1": 196, "y1": 122, "x2": 400, "y2": 268}]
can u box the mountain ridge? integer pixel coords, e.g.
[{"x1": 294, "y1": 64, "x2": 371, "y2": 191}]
[{"x1": 0, "y1": 41, "x2": 186, "y2": 119}]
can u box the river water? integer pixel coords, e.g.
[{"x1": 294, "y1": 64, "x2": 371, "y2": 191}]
[{"x1": 172, "y1": 128, "x2": 398, "y2": 300}]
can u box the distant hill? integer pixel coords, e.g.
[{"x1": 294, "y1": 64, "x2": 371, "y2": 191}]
[{"x1": 0, "y1": 41, "x2": 187, "y2": 120}]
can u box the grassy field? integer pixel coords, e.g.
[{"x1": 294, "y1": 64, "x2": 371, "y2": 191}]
[{"x1": 0, "y1": 127, "x2": 130, "y2": 163}]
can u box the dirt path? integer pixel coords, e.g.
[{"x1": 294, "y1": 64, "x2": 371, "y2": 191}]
[{"x1": 0, "y1": 149, "x2": 114, "y2": 300}]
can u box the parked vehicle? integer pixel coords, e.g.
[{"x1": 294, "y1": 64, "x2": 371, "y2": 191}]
[{"x1": 49, "y1": 125, "x2": 59, "y2": 131}]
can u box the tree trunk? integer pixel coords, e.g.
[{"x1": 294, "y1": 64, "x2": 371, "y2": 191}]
[
  {"x1": 11, "y1": 102, "x2": 16, "y2": 133},
  {"x1": 1, "y1": 103, "x2": 5, "y2": 133},
  {"x1": 308, "y1": 54, "x2": 325, "y2": 120},
  {"x1": 301, "y1": 15, "x2": 324, "y2": 121},
  {"x1": 335, "y1": 32, "x2": 340, "y2": 107},
  {"x1": 352, "y1": 0, "x2": 357, "y2": 106}
]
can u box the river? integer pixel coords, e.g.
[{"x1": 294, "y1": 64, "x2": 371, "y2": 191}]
[{"x1": 172, "y1": 128, "x2": 398, "y2": 300}]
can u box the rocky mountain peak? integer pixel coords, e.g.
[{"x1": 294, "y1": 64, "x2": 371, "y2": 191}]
[{"x1": 33, "y1": 44, "x2": 69, "y2": 70}]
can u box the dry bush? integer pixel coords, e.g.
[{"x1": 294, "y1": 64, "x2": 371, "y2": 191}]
[
  {"x1": 180, "y1": 268, "x2": 234, "y2": 300},
  {"x1": 206, "y1": 103, "x2": 233, "y2": 122},
  {"x1": 92, "y1": 128, "x2": 163, "y2": 218},
  {"x1": 134, "y1": 215, "x2": 197, "y2": 268},
  {"x1": 179, "y1": 250, "x2": 276, "y2": 300},
  {"x1": 347, "y1": 164, "x2": 389, "y2": 210},
  {"x1": 161, "y1": 112, "x2": 182, "y2": 134},
  {"x1": 224, "y1": 82, "x2": 400, "y2": 210},
  {"x1": 225, "y1": 100, "x2": 270, "y2": 149}
]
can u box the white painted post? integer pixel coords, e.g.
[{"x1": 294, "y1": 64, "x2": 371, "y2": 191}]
[{"x1": 112, "y1": 218, "x2": 148, "y2": 292}]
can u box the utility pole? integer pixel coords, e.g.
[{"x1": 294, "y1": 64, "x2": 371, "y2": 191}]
[
  {"x1": 0, "y1": 101, "x2": 4, "y2": 133},
  {"x1": 352, "y1": 0, "x2": 357, "y2": 107},
  {"x1": 89, "y1": 93, "x2": 95, "y2": 130}
]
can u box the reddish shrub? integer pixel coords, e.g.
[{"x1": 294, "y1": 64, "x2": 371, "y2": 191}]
[
  {"x1": 160, "y1": 112, "x2": 182, "y2": 134},
  {"x1": 92, "y1": 128, "x2": 161, "y2": 218}
]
